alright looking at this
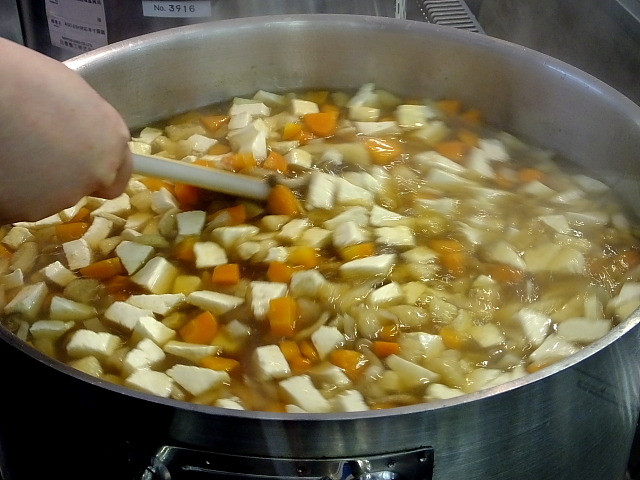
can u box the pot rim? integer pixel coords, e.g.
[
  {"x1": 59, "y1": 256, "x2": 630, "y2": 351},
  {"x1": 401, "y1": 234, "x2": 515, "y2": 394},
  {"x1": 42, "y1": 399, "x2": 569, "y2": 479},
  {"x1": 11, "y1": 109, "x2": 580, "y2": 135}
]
[{"x1": 6, "y1": 14, "x2": 639, "y2": 421}]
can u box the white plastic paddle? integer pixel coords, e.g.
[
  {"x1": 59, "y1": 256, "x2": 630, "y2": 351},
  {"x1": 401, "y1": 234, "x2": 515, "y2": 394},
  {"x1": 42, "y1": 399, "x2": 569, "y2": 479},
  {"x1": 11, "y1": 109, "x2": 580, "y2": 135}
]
[{"x1": 132, "y1": 153, "x2": 271, "y2": 201}]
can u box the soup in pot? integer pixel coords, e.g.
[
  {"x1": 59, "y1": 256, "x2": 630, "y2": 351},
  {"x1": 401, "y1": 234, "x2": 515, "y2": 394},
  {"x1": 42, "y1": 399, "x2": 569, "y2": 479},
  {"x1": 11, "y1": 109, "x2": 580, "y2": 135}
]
[{"x1": 1, "y1": 84, "x2": 639, "y2": 413}]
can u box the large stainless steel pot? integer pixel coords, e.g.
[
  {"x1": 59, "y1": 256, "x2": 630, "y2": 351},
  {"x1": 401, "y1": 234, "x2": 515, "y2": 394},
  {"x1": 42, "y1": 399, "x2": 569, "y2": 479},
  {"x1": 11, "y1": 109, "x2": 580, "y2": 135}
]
[{"x1": 0, "y1": 14, "x2": 639, "y2": 480}]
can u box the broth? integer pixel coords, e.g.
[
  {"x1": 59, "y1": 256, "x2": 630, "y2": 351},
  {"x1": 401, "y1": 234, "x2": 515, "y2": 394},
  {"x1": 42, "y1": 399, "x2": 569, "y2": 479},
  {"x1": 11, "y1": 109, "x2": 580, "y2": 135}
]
[{"x1": 1, "y1": 84, "x2": 639, "y2": 412}]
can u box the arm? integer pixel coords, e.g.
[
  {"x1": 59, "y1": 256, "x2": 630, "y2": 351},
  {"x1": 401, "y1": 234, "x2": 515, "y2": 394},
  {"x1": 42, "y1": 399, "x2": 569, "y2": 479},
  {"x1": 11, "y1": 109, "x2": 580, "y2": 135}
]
[{"x1": 0, "y1": 38, "x2": 132, "y2": 223}]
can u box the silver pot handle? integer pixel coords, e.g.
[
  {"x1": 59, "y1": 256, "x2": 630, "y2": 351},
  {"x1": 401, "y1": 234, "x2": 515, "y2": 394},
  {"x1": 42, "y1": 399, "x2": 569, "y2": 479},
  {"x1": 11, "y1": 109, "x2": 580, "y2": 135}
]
[{"x1": 140, "y1": 445, "x2": 434, "y2": 480}]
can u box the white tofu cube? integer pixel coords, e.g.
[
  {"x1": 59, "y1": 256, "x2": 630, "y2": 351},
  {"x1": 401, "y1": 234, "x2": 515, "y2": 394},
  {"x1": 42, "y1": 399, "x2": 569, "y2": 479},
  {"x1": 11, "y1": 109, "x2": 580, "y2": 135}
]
[
  {"x1": 134, "y1": 316, "x2": 177, "y2": 345},
  {"x1": 367, "y1": 282, "x2": 404, "y2": 307},
  {"x1": 63, "y1": 238, "x2": 94, "y2": 270},
  {"x1": 2, "y1": 226, "x2": 34, "y2": 249},
  {"x1": 249, "y1": 281, "x2": 288, "y2": 321},
  {"x1": 290, "y1": 99, "x2": 319, "y2": 116},
  {"x1": 369, "y1": 204, "x2": 406, "y2": 227},
  {"x1": 332, "y1": 389, "x2": 370, "y2": 412},
  {"x1": 277, "y1": 218, "x2": 309, "y2": 243},
  {"x1": 332, "y1": 222, "x2": 370, "y2": 249},
  {"x1": 278, "y1": 375, "x2": 331, "y2": 413},
  {"x1": 104, "y1": 301, "x2": 154, "y2": 331},
  {"x1": 82, "y1": 216, "x2": 114, "y2": 249},
  {"x1": 556, "y1": 318, "x2": 611, "y2": 343},
  {"x1": 339, "y1": 253, "x2": 396, "y2": 279},
  {"x1": 125, "y1": 370, "x2": 173, "y2": 398},
  {"x1": 335, "y1": 178, "x2": 374, "y2": 207},
  {"x1": 131, "y1": 257, "x2": 179, "y2": 294},
  {"x1": 91, "y1": 193, "x2": 131, "y2": 218},
  {"x1": 469, "y1": 323, "x2": 506, "y2": 348},
  {"x1": 227, "y1": 123, "x2": 268, "y2": 161},
  {"x1": 311, "y1": 325, "x2": 344, "y2": 360},
  {"x1": 40, "y1": 261, "x2": 77, "y2": 287},
  {"x1": 253, "y1": 344, "x2": 291, "y2": 380},
  {"x1": 528, "y1": 334, "x2": 579, "y2": 365},
  {"x1": 398, "y1": 332, "x2": 445, "y2": 361},
  {"x1": 151, "y1": 188, "x2": 179, "y2": 214},
  {"x1": 187, "y1": 290, "x2": 244, "y2": 315},
  {"x1": 166, "y1": 364, "x2": 230, "y2": 397},
  {"x1": 126, "y1": 293, "x2": 186, "y2": 315},
  {"x1": 323, "y1": 206, "x2": 369, "y2": 230},
  {"x1": 115, "y1": 240, "x2": 155, "y2": 275},
  {"x1": 49, "y1": 296, "x2": 97, "y2": 321},
  {"x1": 181, "y1": 133, "x2": 217, "y2": 154},
  {"x1": 193, "y1": 242, "x2": 228, "y2": 269},
  {"x1": 211, "y1": 225, "x2": 260, "y2": 249},
  {"x1": 385, "y1": 354, "x2": 439, "y2": 387},
  {"x1": 290, "y1": 270, "x2": 327, "y2": 298},
  {"x1": 4, "y1": 282, "x2": 48, "y2": 319},
  {"x1": 30, "y1": 320, "x2": 74, "y2": 340},
  {"x1": 163, "y1": 341, "x2": 220, "y2": 363},
  {"x1": 66, "y1": 329, "x2": 121, "y2": 358},
  {"x1": 299, "y1": 227, "x2": 332, "y2": 248},
  {"x1": 229, "y1": 101, "x2": 270, "y2": 117},
  {"x1": 123, "y1": 338, "x2": 166, "y2": 374},
  {"x1": 176, "y1": 210, "x2": 207, "y2": 236},
  {"x1": 306, "y1": 172, "x2": 337, "y2": 210},
  {"x1": 516, "y1": 308, "x2": 552, "y2": 347},
  {"x1": 424, "y1": 383, "x2": 465, "y2": 401},
  {"x1": 284, "y1": 148, "x2": 313, "y2": 169},
  {"x1": 374, "y1": 226, "x2": 416, "y2": 248}
]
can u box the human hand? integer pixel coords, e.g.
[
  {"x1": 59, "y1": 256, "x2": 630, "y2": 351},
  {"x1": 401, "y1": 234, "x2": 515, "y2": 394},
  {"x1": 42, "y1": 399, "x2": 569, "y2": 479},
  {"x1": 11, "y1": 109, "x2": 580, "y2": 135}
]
[{"x1": 0, "y1": 39, "x2": 133, "y2": 223}]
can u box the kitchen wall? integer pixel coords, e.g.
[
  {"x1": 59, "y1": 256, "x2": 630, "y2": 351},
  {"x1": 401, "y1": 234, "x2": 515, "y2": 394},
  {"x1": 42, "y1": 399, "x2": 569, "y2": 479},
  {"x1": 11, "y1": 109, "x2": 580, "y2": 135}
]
[{"x1": 0, "y1": 0, "x2": 22, "y2": 43}]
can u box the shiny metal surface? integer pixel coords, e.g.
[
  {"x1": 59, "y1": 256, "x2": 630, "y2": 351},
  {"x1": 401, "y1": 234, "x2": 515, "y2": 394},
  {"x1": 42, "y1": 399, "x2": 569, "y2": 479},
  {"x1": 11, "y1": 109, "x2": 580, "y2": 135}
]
[
  {"x1": 1, "y1": 14, "x2": 640, "y2": 480},
  {"x1": 17, "y1": 0, "x2": 399, "y2": 60}
]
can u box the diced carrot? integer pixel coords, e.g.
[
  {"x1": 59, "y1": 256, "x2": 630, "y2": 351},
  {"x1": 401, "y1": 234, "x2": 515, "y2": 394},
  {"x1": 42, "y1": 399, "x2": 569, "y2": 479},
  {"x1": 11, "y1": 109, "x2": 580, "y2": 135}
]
[
  {"x1": 140, "y1": 177, "x2": 173, "y2": 192},
  {"x1": 615, "y1": 250, "x2": 640, "y2": 272},
  {"x1": 435, "y1": 99, "x2": 462, "y2": 116},
  {"x1": 262, "y1": 151, "x2": 288, "y2": 173},
  {"x1": 179, "y1": 310, "x2": 219, "y2": 344},
  {"x1": 79, "y1": 257, "x2": 125, "y2": 280},
  {"x1": 434, "y1": 140, "x2": 469, "y2": 162},
  {"x1": 427, "y1": 238, "x2": 465, "y2": 253},
  {"x1": 301, "y1": 90, "x2": 329, "y2": 105},
  {"x1": 174, "y1": 236, "x2": 198, "y2": 263},
  {"x1": 459, "y1": 108, "x2": 484, "y2": 125},
  {"x1": 55, "y1": 222, "x2": 90, "y2": 243},
  {"x1": 211, "y1": 263, "x2": 240, "y2": 285},
  {"x1": 266, "y1": 185, "x2": 302, "y2": 216},
  {"x1": 68, "y1": 207, "x2": 91, "y2": 222},
  {"x1": 298, "y1": 339, "x2": 319, "y2": 361},
  {"x1": 440, "y1": 251, "x2": 467, "y2": 275},
  {"x1": 200, "y1": 114, "x2": 230, "y2": 133},
  {"x1": 279, "y1": 340, "x2": 302, "y2": 360},
  {"x1": 518, "y1": 167, "x2": 546, "y2": 183},
  {"x1": 199, "y1": 355, "x2": 240, "y2": 373},
  {"x1": 208, "y1": 204, "x2": 247, "y2": 227},
  {"x1": 104, "y1": 275, "x2": 139, "y2": 300},
  {"x1": 282, "y1": 122, "x2": 302, "y2": 140},
  {"x1": 320, "y1": 103, "x2": 341, "y2": 116},
  {"x1": 303, "y1": 111, "x2": 339, "y2": 137},
  {"x1": 487, "y1": 263, "x2": 525, "y2": 284},
  {"x1": 0, "y1": 244, "x2": 11, "y2": 257},
  {"x1": 371, "y1": 340, "x2": 401, "y2": 358},
  {"x1": 287, "y1": 246, "x2": 320, "y2": 269},
  {"x1": 328, "y1": 349, "x2": 368, "y2": 380},
  {"x1": 364, "y1": 137, "x2": 405, "y2": 165},
  {"x1": 268, "y1": 296, "x2": 298, "y2": 337},
  {"x1": 227, "y1": 152, "x2": 256, "y2": 172},
  {"x1": 439, "y1": 326, "x2": 466, "y2": 350},
  {"x1": 207, "y1": 143, "x2": 231, "y2": 155},
  {"x1": 339, "y1": 242, "x2": 376, "y2": 261},
  {"x1": 378, "y1": 324, "x2": 400, "y2": 341},
  {"x1": 266, "y1": 261, "x2": 294, "y2": 283},
  {"x1": 174, "y1": 183, "x2": 207, "y2": 210},
  {"x1": 457, "y1": 128, "x2": 479, "y2": 147}
]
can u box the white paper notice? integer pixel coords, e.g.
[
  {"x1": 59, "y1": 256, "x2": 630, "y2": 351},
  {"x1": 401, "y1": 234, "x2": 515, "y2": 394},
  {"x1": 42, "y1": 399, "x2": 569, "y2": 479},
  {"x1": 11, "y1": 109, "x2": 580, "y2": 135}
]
[
  {"x1": 46, "y1": 0, "x2": 108, "y2": 54},
  {"x1": 142, "y1": 1, "x2": 212, "y2": 18}
]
